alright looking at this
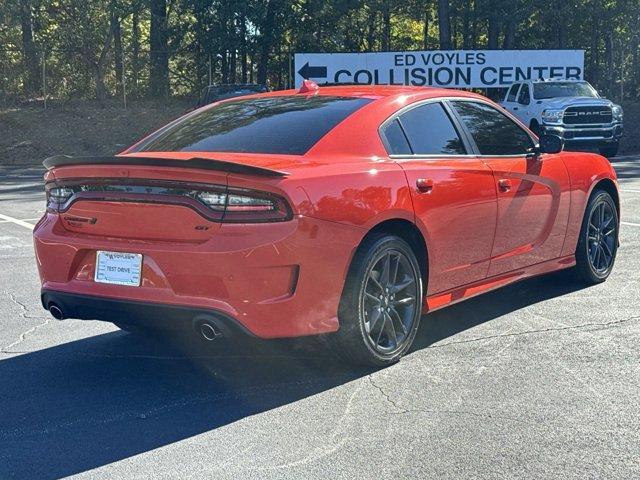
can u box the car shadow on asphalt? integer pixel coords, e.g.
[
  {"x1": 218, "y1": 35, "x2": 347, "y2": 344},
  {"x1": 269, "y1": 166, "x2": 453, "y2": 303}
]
[{"x1": 0, "y1": 271, "x2": 586, "y2": 479}]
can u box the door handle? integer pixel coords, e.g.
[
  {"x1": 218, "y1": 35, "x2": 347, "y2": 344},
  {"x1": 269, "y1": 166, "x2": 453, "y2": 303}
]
[
  {"x1": 416, "y1": 178, "x2": 434, "y2": 194},
  {"x1": 498, "y1": 179, "x2": 512, "y2": 192},
  {"x1": 513, "y1": 107, "x2": 519, "y2": 110}
]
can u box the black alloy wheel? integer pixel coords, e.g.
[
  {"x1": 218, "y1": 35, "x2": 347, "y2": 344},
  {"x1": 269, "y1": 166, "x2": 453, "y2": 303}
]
[
  {"x1": 575, "y1": 189, "x2": 618, "y2": 284},
  {"x1": 362, "y1": 249, "x2": 419, "y2": 354},
  {"x1": 334, "y1": 234, "x2": 423, "y2": 366}
]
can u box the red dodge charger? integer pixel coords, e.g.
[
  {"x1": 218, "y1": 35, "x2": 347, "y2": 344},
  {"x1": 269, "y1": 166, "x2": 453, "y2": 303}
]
[{"x1": 34, "y1": 83, "x2": 619, "y2": 366}]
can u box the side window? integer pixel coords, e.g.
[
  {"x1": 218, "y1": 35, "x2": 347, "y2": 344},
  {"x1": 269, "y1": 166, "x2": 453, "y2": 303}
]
[
  {"x1": 382, "y1": 119, "x2": 412, "y2": 155},
  {"x1": 450, "y1": 101, "x2": 535, "y2": 156},
  {"x1": 506, "y1": 83, "x2": 520, "y2": 102},
  {"x1": 518, "y1": 84, "x2": 530, "y2": 105},
  {"x1": 397, "y1": 102, "x2": 466, "y2": 155}
]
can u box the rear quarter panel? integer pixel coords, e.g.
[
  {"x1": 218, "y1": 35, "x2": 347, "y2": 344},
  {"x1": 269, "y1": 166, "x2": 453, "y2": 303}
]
[{"x1": 286, "y1": 159, "x2": 414, "y2": 229}]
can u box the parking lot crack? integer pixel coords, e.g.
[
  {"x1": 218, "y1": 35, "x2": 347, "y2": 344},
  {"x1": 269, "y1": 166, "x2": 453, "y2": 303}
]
[
  {"x1": 429, "y1": 316, "x2": 640, "y2": 349},
  {"x1": 364, "y1": 375, "x2": 529, "y2": 423},
  {"x1": 1, "y1": 291, "x2": 50, "y2": 353},
  {"x1": 368, "y1": 375, "x2": 409, "y2": 413}
]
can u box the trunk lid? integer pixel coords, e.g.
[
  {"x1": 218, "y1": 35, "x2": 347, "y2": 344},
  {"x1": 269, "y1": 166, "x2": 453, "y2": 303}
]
[{"x1": 45, "y1": 152, "x2": 296, "y2": 242}]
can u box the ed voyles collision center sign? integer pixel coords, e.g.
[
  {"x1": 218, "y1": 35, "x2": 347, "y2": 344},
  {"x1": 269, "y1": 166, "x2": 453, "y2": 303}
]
[{"x1": 295, "y1": 50, "x2": 584, "y2": 89}]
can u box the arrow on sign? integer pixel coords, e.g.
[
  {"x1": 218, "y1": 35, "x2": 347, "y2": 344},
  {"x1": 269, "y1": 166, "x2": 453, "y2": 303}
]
[{"x1": 298, "y1": 62, "x2": 327, "y2": 80}]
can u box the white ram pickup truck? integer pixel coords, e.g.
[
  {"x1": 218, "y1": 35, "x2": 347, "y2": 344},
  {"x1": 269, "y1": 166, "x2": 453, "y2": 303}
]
[{"x1": 500, "y1": 80, "x2": 623, "y2": 157}]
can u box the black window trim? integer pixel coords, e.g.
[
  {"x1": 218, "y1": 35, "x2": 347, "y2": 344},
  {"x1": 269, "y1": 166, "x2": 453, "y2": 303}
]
[
  {"x1": 379, "y1": 98, "x2": 477, "y2": 159},
  {"x1": 443, "y1": 98, "x2": 538, "y2": 158}
]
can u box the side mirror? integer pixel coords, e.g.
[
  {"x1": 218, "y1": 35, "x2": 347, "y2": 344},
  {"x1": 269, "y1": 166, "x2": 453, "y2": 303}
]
[{"x1": 537, "y1": 134, "x2": 564, "y2": 154}]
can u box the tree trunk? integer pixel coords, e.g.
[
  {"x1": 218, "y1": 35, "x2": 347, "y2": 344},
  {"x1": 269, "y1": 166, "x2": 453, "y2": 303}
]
[
  {"x1": 240, "y1": 9, "x2": 248, "y2": 83},
  {"x1": 451, "y1": 4, "x2": 458, "y2": 49},
  {"x1": 193, "y1": 1, "x2": 207, "y2": 90},
  {"x1": 423, "y1": 2, "x2": 430, "y2": 50},
  {"x1": 502, "y1": 19, "x2": 515, "y2": 49},
  {"x1": 221, "y1": 51, "x2": 228, "y2": 84},
  {"x1": 19, "y1": 0, "x2": 40, "y2": 96},
  {"x1": 366, "y1": 8, "x2": 377, "y2": 51},
  {"x1": 605, "y1": 32, "x2": 614, "y2": 97},
  {"x1": 111, "y1": 6, "x2": 124, "y2": 97},
  {"x1": 462, "y1": 1, "x2": 471, "y2": 49},
  {"x1": 632, "y1": 35, "x2": 639, "y2": 97},
  {"x1": 257, "y1": 0, "x2": 278, "y2": 86},
  {"x1": 555, "y1": 0, "x2": 565, "y2": 49},
  {"x1": 437, "y1": 0, "x2": 452, "y2": 49},
  {"x1": 471, "y1": 0, "x2": 479, "y2": 48},
  {"x1": 95, "y1": 21, "x2": 115, "y2": 101},
  {"x1": 149, "y1": 0, "x2": 169, "y2": 98},
  {"x1": 132, "y1": 10, "x2": 141, "y2": 94},
  {"x1": 487, "y1": 10, "x2": 499, "y2": 49},
  {"x1": 589, "y1": 16, "x2": 599, "y2": 87},
  {"x1": 382, "y1": 0, "x2": 391, "y2": 51},
  {"x1": 229, "y1": 49, "x2": 237, "y2": 84}
]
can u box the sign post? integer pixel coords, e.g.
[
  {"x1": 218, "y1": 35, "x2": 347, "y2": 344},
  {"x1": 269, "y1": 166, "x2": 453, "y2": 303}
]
[{"x1": 294, "y1": 50, "x2": 585, "y2": 89}]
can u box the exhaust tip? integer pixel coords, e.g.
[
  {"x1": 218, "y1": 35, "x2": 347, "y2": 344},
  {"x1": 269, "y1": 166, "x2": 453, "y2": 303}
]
[
  {"x1": 199, "y1": 322, "x2": 222, "y2": 341},
  {"x1": 49, "y1": 304, "x2": 65, "y2": 320}
]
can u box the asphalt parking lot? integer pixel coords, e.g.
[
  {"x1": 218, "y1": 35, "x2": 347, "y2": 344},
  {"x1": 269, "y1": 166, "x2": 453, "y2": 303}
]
[{"x1": 0, "y1": 156, "x2": 639, "y2": 480}]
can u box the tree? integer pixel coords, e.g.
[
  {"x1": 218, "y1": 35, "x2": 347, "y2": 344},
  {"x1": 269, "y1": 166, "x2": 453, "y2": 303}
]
[
  {"x1": 2, "y1": 0, "x2": 639, "y2": 102},
  {"x1": 257, "y1": 0, "x2": 279, "y2": 85},
  {"x1": 110, "y1": 0, "x2": 124, "y2": 97},
  {"x1": 437, "y1": 0, "x2": 451, "y2": 49},
  {"x1": 18, "y1": 0, "x2": 39, "y2": 95},
  {"x1": 149, "y1": 0, "x2": 168, "y2": 98}
]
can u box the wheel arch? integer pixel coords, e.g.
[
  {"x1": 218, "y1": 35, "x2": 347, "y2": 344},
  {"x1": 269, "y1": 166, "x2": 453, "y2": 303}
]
[
  {"x1": 353, "y1": 218, "x2": 429, "y2": 288},
  {"x1": 592, "y1": 178, "x2": 620, "y2": 216}
]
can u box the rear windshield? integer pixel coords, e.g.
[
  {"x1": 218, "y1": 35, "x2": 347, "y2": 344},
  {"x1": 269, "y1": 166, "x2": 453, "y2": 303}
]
[{"x1": 138, "y1": 96, "x2": 373, "y2": 155}]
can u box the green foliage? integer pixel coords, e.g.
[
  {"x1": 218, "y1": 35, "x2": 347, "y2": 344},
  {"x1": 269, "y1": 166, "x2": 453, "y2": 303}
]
[{"x1": 1, "y1": 0, "x2": 639, "y2": 102}]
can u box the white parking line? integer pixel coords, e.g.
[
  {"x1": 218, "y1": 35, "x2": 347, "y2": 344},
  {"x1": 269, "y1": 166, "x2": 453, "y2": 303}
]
[
  {"x1": 0, "y1": 217, "x2": 41, "y2": 223},
  {"x1": 620, "y1": 189, "x2": 640, "y2": 194},
  {"x1": 612, "y1": 155, "x2": 640, "y2": 160},
  {"x1": 0, "y1": 213, "x2": 35, "y2": 230},
  {"x1": 621, "y1": 221, "x2": 640, "y2": 228}
]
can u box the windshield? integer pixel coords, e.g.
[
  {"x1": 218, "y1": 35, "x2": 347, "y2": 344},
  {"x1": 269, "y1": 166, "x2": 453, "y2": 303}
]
[
  {"x1": 139, "y1": 96, "x2": 372, "y2": 155},
  {"x1": 533, "y1": 82, "x2": 598, "y2": 99}
]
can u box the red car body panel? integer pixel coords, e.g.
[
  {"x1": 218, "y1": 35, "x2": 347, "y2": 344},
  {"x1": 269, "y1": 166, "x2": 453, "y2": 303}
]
[{"x1": 33, "y1": 86, "x2": 618, "y2": 338}]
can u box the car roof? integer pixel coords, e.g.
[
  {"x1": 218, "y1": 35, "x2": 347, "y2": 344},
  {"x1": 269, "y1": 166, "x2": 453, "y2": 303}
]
[{"x1": 250, "y1": 84, "x2": 485, "y2": 103}]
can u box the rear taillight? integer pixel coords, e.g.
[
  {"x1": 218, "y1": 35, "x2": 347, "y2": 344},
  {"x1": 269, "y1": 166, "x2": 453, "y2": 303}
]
[
  {"x1": 45, "y1": 181, "x2": 292, "y2": 223},
  {"x1": 216, "y1": 187, "x2": 292, "y2": 223},
  {"x1": 46, "y1": 186, "x2": 74, "y2": 212}
]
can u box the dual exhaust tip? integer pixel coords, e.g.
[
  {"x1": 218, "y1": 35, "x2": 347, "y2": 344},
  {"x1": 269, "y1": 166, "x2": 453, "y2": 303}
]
[{"x1": 47, "y1": 303, "x2": 224, "y2": 342}]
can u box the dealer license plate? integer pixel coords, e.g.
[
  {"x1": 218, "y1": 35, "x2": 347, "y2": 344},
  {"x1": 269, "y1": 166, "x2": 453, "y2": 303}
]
[{"x1": 95, "y1": 251, "x2": 143, "y2": 287}]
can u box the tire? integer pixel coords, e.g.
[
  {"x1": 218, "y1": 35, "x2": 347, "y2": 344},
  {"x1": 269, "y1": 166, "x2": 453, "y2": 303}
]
[
  {"x1": 574, "y1": 189, "x2": 619, "y2": 284},
  {"x1": 599, "y1": 143, "x2": 619, "y2": 158},
  {"x1": 332, "y1": 234, "x2": 424, "y2": 367}
]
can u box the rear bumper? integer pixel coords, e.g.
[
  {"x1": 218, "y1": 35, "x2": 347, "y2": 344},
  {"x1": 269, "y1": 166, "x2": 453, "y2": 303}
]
[
  {"x1": 34, "y1": 213, "x2": 363, "y2": 338},
  {"x1": 41, "y1": 289, "x2": 252, "y2": 336}
]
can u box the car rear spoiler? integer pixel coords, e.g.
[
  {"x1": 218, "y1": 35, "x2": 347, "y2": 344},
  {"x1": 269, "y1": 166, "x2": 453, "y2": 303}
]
[{"x1": 42, "y1": 155, "x2": 289, "y2": 178}]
